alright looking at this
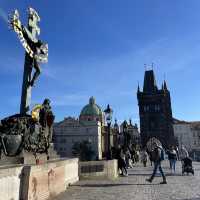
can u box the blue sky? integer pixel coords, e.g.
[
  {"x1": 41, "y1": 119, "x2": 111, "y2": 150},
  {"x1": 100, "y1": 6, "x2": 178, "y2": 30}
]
[{"x1": 1, "y1": 0, "x2": 200, "y2": 123}]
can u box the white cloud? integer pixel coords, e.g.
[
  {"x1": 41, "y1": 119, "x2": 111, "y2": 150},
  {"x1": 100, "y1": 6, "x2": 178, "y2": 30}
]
[
  {"x1": 47, "y1": 94, "x2": 89, "y2": 107},
  {"x1": 0, "y1": 7, "x2": 7, "y2": 23}
]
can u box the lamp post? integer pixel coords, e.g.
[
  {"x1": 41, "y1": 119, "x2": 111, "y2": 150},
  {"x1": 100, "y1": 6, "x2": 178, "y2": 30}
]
[
  {"x1": 104, "y1": 104, "x2": 113, "y2": 160},
  {"x1": 122, "y1": 120, "x2": 128, "y2": 148}
]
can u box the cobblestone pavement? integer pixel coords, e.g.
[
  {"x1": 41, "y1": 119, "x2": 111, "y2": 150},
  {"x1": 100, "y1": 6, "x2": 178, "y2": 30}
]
[{"x1": 55, "y1": 161, "x2": 200, "y2": 200}]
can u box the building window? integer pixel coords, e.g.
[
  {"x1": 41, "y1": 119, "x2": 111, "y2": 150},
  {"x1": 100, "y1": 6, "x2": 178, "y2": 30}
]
[
  {"x1": 155, "y1": 105, "x2": 160, "y2": 111},
  {"x1": 61, "y1": 138, "x2": 66, "y2": 143},
  {"x1": 144, "y1": 105, "x2": 149, "y2": 112}
]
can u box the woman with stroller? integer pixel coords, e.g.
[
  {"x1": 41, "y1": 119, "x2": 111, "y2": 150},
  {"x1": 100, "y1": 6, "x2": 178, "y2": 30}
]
[
  {"x1": 179, "y1": 146, "x2": 194, "y2": 175},
  {"x1": 179, "y1": 145, "x2": 189, "y2": 163}
]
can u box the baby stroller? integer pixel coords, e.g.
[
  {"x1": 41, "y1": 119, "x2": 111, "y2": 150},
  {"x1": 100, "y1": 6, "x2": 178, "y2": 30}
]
[{"x1": 182, "y1": 157, "x2": 194, "y2": 175}]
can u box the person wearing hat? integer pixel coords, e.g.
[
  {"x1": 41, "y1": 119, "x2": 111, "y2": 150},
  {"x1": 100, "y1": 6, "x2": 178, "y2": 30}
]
[{"x1": 146, "y1": 142, "x2": 167, "y2": 184}]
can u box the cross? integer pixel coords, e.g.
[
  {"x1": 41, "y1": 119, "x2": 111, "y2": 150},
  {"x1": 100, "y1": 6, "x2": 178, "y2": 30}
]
[{"x1": 20, "y1": 8, "x2": 41, "y2": 114}]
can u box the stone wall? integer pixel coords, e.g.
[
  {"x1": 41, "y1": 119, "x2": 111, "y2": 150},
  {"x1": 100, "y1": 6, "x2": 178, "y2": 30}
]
[
  {"x1": 0, "y1": 158, "x2": 79, "y2": 200},
  {"x1": 79, "y1": 159, "x2": 118, "y2": 179},
  {"x1": 0, "y1": 165, "x2": 23, "y2": 200}
]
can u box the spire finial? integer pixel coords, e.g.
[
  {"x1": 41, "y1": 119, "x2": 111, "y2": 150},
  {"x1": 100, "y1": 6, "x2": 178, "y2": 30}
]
[
  {"x1": 164, "y1": 80, "x2": 167, "y2": 90},
  {"x1": 152, "y1": 62, "x2": 154, "y2": 70},
  {"x1": 162, "y1": 83, "x2": 164, "y2": 90},
  {"x1": 144, "y1": 64, "x2": 147, "y2": 71},
  {"x1": 137, "y1": 81, "x2": 140, "y2": 93}
]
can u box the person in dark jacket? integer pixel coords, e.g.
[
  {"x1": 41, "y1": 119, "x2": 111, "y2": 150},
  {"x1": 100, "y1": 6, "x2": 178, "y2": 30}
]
[
  {"x1": 167, "y1": 146, "x2": 177, "y2": 173},
  {"x1": 115, "y1": 145, "x2": 128, "y2": 176}
]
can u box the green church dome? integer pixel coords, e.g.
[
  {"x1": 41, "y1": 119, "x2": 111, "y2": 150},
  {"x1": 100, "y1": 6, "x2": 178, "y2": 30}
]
[{"x1": 80, "y1": 97, "x2": 103, "y2": 116}]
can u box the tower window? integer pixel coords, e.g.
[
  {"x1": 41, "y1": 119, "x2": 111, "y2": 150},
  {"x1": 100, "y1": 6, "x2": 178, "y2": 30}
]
[
  {"x1": 155, "y1": 105, "x2": 160, "y2": 111},
  {"x1": 144, "y1": 105, "x2": 149, "y2": 112}
]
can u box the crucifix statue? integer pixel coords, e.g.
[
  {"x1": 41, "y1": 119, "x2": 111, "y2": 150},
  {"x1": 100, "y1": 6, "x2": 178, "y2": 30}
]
[{"x1": 9, "y1": 7, "x2": 48, "y2": 114}]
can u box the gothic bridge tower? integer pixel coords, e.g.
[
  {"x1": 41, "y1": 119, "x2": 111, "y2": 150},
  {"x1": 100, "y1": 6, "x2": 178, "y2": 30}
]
[{"x1": 137, "y1": 70, "x2": 174, "y2": 149}]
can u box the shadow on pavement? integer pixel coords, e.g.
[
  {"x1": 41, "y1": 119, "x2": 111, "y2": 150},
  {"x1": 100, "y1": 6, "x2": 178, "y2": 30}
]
[
  {"x1": 73, "y1": 183, "x2": 160, "y2": 187},
  {"x1": 128, "y1": 173, "x2": 151, "y2": 176},
  {"x1": 174, "y1": 198, "x2": 200, "y2": 200},
  {"x1": 128, "y1": 173, "x2": 184, "y2": 177},
  {"x1": 165, "y1": 173, "x2": 185, "y2": 176}
]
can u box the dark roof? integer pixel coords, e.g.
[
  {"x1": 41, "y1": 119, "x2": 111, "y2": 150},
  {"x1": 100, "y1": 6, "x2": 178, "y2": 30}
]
[
  {"x1": 173, "y1": 118, "x2": 200, "y2": 126},
  {"x1": 173, "y1": 118, "x2": 190, "y2": 124}
]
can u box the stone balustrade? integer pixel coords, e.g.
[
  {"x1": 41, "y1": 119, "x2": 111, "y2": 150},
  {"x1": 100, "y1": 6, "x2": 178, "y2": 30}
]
[{"x1": 0, "y1": 158, "x2": 79, "y2": 200}]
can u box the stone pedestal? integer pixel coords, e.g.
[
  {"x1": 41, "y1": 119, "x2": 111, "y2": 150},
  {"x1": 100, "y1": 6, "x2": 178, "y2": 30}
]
[
  {"x1": 22, "y1": 151, "x2": 47, "y2": 165},
  {"x1": 0, "y1": 151, "x2": 47, "y2": 166},
  {"x1": 0, "y1": 145, "x2": 59, "y2": 166},
  {"x1": 0, "y1": 154, "x2": 23, "y2": 166}
]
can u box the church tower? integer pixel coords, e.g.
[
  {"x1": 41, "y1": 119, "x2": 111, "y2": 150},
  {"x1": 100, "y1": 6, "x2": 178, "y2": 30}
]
[{"x1": 137, "y1": 70, "x2": 174, "y2": 148}]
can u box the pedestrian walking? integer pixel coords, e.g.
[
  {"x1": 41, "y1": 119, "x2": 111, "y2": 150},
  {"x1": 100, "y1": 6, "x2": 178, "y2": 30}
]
[
  {"x1": 179, "y1": 145, "x2": 189, "y2": 161},
  {"x1": 141, "y1": 149, "x2": 148, "y2": 167},
  {"x1": 125, "y1": 147, "x2": 131, "y2": 168},
  {"x1": 179, "y1": 145, "x2": 189, "y2": 169},
  {"x1": 135, "y1": 150, "x2": 140, "y2": 163},
  {"x1": 116, "y1": 146, "x2": 128, "y2": 176},
  {"x1": 115, "y1": 145, "x2": 123, "y2": 175},
  {"x1": 167, "y1": 146, "x2": 177, "y2": 173},
  {"x1": 146, "y1": 143, "x2": 167, "y2": 184}
]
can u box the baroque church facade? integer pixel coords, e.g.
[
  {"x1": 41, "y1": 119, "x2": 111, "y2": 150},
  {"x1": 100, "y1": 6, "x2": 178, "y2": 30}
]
[
  {"x1": 137, "y1": 70, "x2": 175, "y2": 148},
  {"x1": 53, "y1": 97, "x2": 104, "y2": 160},
  {"x1": 53, "y1": 96, "x2": 127, "y2": 160}
]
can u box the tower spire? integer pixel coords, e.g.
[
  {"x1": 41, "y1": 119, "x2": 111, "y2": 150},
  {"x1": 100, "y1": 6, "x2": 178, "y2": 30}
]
[
  {"x1": 152, "y1": 62, "x2": 154, "y2": 70},
  {"x1": 143, "y1": 69, "x2": 157, "y2": 93},
  {"x1": 137, "y1": 82, "x2": 140, "y2": 93},
  {"x1": 163, "y1": 80, "x2": 168, "y2": 90},
  {"x1": 144, "y1": 64, "x2": 147, "y2": 71}
]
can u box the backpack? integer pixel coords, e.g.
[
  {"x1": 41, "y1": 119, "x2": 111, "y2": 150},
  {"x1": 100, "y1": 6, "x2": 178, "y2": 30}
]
[
  {"x1": 159, "y1": 147, "x2": 165, "y2": 161},
  {"x1": 151, "y1": 147, "x2": 164, "y2": 162}
]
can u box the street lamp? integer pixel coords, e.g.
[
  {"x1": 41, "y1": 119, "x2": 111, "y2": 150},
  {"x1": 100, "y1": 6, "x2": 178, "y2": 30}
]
[
  {"x1": 104, "y1": 104, "x2": 113, "y2": 160},
  {"x1": 122, "y1": 120, "x2": 128, "y2": 147}
]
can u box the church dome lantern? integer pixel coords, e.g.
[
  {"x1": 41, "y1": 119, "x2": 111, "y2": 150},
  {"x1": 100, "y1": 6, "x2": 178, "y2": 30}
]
[{"x1": 79, "y1": 96, "x2": 104, "y2": 123}]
